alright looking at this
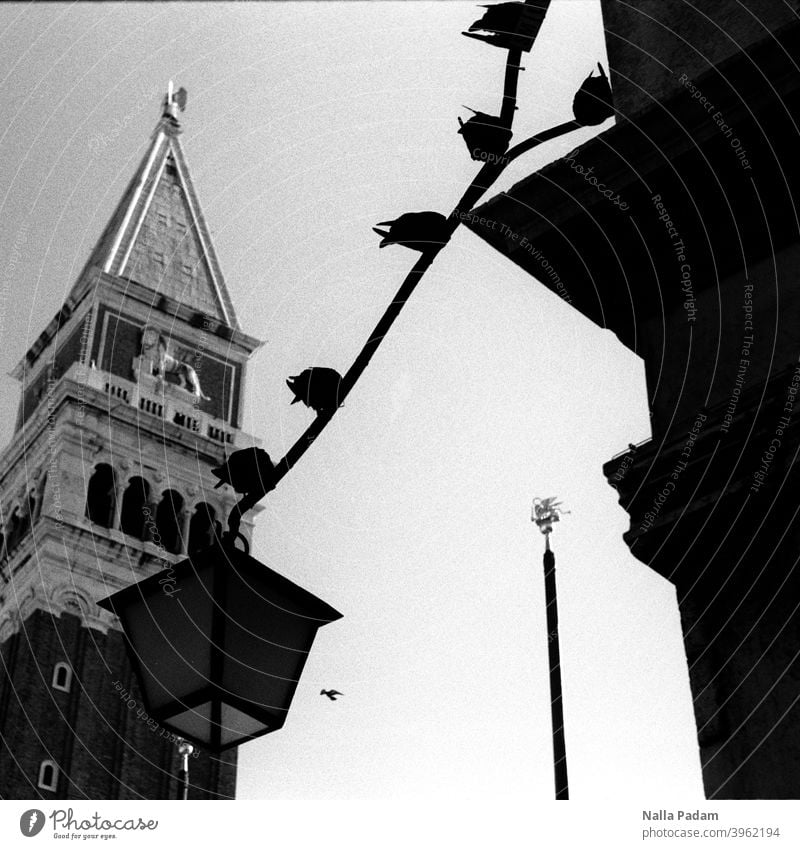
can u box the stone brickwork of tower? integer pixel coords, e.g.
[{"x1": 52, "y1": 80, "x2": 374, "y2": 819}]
[{"x1": 0, "y1": 90, "x2": 262, "y2": 800}]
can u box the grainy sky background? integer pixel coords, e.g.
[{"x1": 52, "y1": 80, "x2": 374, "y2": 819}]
[{"x1": 0, "y1": 1, "x2": 703, "y2": 799}]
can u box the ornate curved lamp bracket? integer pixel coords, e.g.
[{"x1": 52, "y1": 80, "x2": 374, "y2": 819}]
[{"x1": 225, "y1": 6, "x2": 612, "y2": 536}]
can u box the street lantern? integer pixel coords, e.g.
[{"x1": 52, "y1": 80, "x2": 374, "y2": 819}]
[{"x1": 98, "y1": 537, "x2": 342, "y2": 752}]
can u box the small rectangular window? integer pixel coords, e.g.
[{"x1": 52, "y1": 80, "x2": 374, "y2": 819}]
[
  {"x1": 52, "y1": 662, "x2": 72, "y2": 693},
  {"x1": 38, "y1": 760, "x2": 58, "y2": 792}
]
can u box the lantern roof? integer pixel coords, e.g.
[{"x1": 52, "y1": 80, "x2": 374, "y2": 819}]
[
  {"x1": 98, "y1": 542, "x2": 342, "y2": 751},
  {"x1": 99, "y1": 543, "x2": 343, "y2": 625}
]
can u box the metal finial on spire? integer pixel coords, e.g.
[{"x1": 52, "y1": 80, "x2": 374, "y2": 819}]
[{"x1": 163, "y1": 80, "x2": 188, "y2": 119}]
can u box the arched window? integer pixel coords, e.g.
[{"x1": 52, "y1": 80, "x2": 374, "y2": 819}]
[
  {"x1": 52, "y1": 662, "x2": 72, "y2": 693},
  {"x1": 6, "y1": 506, "x2": 23, "y2": 554},
  {"x1": 35, "y1": 473, "x2": 47, "y2": 522},
  {"x1": 120, "y1": 477, "x2": 150, "y2": 540},
  {"x1": 155, "y1": 490, "x2": 184, "y2": 554},
  {"x1": 188, "y1": 503, "x2": 218, "y2": 553},
  {"x1": 17, "y1": 498, "x2": 31, "y2": 541},
  {"x1": 85, "y1": 464, "x2": 116, "y2": 527},
  {"x1": 37, "y1": 760, "x2": 58, "y2": 792}
]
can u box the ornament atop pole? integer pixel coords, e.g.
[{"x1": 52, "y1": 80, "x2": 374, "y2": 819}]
[
  {"x1": 532, "y1": 496, "x2": 570, "y2": 800},
  {"x1": 532, "y1": 496, "x2": 569, "y2": 549}
]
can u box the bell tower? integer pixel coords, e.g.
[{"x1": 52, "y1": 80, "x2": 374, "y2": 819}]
[{"x1": 0, "y1": 86, "x2": 262, "y2": 799}]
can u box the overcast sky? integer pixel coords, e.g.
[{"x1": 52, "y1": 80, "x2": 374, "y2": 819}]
[{"x1": 0, "y1": 1, "x2": 704, "y2": 800}]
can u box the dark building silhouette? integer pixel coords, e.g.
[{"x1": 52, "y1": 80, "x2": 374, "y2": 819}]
[
  {"x1": 0, "y1": 91, "x2": 263, "y2": 799},
  {"x1": 465, "y1": 1, "x2": 800, "y2": 798}
]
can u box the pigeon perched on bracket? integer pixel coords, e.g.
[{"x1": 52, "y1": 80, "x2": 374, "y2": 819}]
[
  {"x1": 373, "y1": 211, "x2": 450, "y2": 253},
  {"x1": 211, "y1": 446, "x2": 276, "y2": 496},
  {"x1": 572, "y1": 64, "x2": 614, "y2": 126},
  {"x1": 458, "y1": 109, "x2": 513, "y2": 160},
  {"x1": 287, "y1": 367, "x2": 343, "y2": 415},
  {"x1": 463, "y1": 1, "x2": 552, "y2": 53}
]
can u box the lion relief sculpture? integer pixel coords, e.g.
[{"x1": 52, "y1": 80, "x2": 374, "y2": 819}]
[{"x1": 133, "y1": 326, "x2": 210, "y2": 401}]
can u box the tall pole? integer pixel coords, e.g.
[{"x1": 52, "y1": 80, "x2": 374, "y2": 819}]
[
  {"x1": 176, "y1": 738, "x2": 194, "y2": 800},
  {"x1": 543, "y1": 534, "x2": 569, "y2": 799},
  {"x1": 533, "y1": 498, "x2": 569, "y2": 800}
]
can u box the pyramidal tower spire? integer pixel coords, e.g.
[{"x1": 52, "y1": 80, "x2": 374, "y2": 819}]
[
  {"x1": 0, "y1": 86, "x2": 262, "y2": 799},
  {"x1": 76, "y1": 82, "x2": 237, "y2": 326}
]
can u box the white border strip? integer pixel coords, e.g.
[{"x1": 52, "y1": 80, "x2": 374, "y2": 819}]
[
  {"x1": 118, "y1": 152, "x2": 168, "y2": 277},
  {"x1": 103, "y1": 132, "x2": 165, "y2": 275},
  {"x1": 170, "y1": 140, "x2": 231, "y2": 325}
]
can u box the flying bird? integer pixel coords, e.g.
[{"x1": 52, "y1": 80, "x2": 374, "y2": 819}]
[
  {"x1": 572, "y1": 64, "x2": 614, "y2": 126},
  {"x1": 321, "y1": 689, "x2": 343, "y2": 701},
  {"x1": 287, "y1": 367, "x2": 343, "y2": 415},
  {"x1": 373, "y1": 211, "x2": 450, "y2": 253},
  {"x1": 211, "y1": 446, "x2": 276, "y2": 495}
]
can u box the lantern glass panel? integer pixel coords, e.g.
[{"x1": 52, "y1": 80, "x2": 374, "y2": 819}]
[
  {"x1": 122, "y1": 562, "x2": 215, "y2": 711},
  {"x1": 223, "y1": 571, "x2": 318, "y2": 713},
  {"x1": 165, "y1": 703, "x2": 214, "y2": 743},
  {"x1": 219, "y1": 704, "x2": 270, "y2": 747}
]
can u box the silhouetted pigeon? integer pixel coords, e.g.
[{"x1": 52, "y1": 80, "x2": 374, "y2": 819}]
[
  {"x1": 458, "y1": 109, "x2": 513, "y2": 159},
  {"x1": 287, "y1": 367, "x2": 343, "y2": 415},
  {"x1": 321, "y1": 689, "x2": 343, "y2": 701},
  {"x1": 463, "y1": 1, "x2": 550, "y2": 52},
  {"x1": 211, "y1": 447, "x2": 275, "y2": 495},
  {"x1": 573, "y1": 64, "x2": 614, "y2": 126},
  {"x1": 373, "y1": 212, "x2": 450, "y2": 252}
]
